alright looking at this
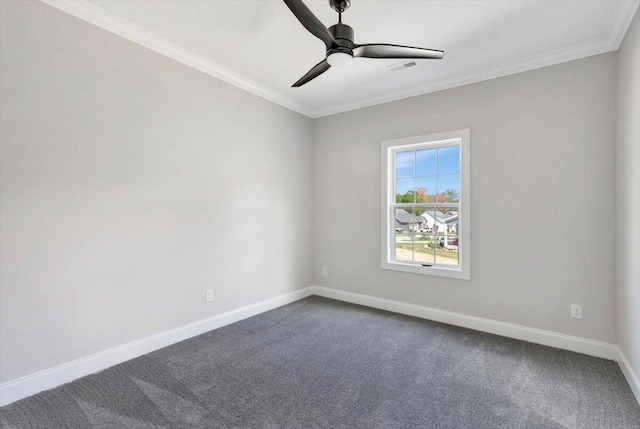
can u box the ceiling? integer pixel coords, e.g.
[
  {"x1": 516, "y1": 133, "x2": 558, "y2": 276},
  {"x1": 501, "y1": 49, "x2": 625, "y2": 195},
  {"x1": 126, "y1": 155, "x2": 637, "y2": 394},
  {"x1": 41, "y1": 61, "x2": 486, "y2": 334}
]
[{"x1": 42, "y1": 0, "x2": 639, "y2": 118}]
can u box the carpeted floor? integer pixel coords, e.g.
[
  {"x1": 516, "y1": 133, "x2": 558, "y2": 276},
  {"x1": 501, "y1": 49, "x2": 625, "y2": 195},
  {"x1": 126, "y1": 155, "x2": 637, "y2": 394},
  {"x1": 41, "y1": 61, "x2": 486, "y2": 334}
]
[{"x1": 1, "y1": 296, "x2": 639, "y2": 429}]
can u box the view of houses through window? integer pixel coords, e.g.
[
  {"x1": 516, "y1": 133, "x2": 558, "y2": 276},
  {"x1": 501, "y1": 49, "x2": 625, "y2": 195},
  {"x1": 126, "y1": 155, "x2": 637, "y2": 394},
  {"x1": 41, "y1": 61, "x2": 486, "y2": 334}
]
[{"x1": 394, "y1": 144, "x2": 460, "y2": 266}]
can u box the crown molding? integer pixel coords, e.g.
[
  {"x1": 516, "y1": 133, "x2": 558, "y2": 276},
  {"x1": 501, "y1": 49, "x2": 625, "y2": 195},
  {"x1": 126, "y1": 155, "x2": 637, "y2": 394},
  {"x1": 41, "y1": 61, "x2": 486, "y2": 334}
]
[
  {"x1": 313, "y1": 0, "x2": 640, "y2": 118},
  {"x1": 609, "y1": 0, "x2": 640, "y2": 48},
  {"x1": 40, "y1": 0, "x2": 638, "y2": 119},
  {"x1": 39, "y1": 0, "x2": 315, "y2": 118}
]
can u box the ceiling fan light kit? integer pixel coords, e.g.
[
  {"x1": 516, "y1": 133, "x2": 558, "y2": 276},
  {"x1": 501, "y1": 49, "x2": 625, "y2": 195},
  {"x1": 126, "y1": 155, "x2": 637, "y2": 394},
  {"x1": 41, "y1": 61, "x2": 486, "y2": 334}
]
[
  {"x1": 326, "y1": 51, "x2": 353, "y2": 67},
  {"x1": 283, "y1": 0, "x2": 444, "y2": 87}
]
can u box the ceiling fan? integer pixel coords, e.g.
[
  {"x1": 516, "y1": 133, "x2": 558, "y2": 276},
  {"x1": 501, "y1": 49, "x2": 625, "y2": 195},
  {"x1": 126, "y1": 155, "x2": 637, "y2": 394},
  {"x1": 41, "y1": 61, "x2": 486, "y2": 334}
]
[{"x1": 283, "y1": 0, "x2": 444, "y2": 87}]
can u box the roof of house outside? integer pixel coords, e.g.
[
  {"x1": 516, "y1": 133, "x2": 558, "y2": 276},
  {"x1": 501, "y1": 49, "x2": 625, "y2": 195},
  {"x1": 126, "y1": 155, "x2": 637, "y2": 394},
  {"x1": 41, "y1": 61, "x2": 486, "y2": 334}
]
[
  {"x1": 396, "y1": 209, "x2": 458, "y2": 225},
  {"x1": 395, "y1": 209, "x2": 427, "y2": 224}
]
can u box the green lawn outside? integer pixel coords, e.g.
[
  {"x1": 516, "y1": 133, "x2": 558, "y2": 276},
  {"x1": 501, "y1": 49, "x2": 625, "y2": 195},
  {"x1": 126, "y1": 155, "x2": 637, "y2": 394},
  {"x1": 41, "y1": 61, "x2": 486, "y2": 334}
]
[
  {"x1": 395, "y1": 242, "x2": 458, "y2": 260},
  {"x1": 396, "y1": 232, "x2": 453, "y2": 238}
]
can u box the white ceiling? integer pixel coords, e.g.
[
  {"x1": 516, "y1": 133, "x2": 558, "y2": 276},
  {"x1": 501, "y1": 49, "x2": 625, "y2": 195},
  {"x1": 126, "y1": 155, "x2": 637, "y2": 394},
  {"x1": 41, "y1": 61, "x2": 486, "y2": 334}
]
[{"x1": 43, "y1": 0, "x2": 639, "y2": 118}]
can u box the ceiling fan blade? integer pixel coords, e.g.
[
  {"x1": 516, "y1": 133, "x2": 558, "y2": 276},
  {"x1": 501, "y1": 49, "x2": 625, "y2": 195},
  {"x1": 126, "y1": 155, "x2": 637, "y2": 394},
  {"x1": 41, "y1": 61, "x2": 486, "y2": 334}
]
[
  {"x1": 292, "y1": 59, "x2": 331, "y2": 87},
  {"x1": 283, "y1": 0, "x2": 335, "y2": 49},
  {"x1": 354, "y1": 44, "x2": 444, "y2": 60}
]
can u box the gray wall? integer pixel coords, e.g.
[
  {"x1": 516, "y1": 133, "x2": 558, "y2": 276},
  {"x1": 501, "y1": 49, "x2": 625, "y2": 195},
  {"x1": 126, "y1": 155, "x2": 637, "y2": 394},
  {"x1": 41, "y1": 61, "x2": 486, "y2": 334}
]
[
  {"x1": 313, "y1": 52, "x2": 618, "y2": 343},
  {"x1": 0, "y1": 1, "x2": 313, "y2": 383},
  {"x1": 617, "y1": 9, "x2": 640, "y2": 381}
]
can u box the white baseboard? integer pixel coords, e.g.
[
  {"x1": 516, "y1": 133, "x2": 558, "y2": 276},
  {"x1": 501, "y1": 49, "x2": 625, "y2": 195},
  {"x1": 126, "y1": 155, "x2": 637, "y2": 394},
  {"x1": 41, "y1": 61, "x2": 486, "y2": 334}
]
[
  {"x1": 0, "y1": 287, "x2": 313, "y2": 407},
  {"x1": 617, "y1": 347, "x2": 640, "y2": 405},
  {"x1": 310, "y1": 286, "x2": 620, "y2": 361}
]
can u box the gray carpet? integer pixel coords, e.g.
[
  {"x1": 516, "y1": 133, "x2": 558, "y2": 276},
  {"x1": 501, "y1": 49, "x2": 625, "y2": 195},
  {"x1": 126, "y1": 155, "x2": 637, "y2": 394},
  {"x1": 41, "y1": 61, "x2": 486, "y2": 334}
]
[{"x1": 1, "y1": 296, "x2": 639, "y2": 429}]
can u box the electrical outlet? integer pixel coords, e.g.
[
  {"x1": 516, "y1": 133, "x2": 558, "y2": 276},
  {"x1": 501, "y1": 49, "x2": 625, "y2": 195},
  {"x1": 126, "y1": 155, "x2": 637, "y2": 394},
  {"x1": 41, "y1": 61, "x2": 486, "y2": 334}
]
[
  {"x1": 571, "y1": 304, "x2": 582, "y2": 319},
  {"x1": 321, "y1": 267, "x2": 327, "y2": 276},
  {"x1": 205, "y1": 289, "x2": 214, "y2": 303}
]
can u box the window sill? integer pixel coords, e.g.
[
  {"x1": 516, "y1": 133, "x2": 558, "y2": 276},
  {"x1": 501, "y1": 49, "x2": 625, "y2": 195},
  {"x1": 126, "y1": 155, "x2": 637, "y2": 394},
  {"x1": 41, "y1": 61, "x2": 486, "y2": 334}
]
[{"x1": 381, "y1": 260, "x2": 470, "y2": 280}]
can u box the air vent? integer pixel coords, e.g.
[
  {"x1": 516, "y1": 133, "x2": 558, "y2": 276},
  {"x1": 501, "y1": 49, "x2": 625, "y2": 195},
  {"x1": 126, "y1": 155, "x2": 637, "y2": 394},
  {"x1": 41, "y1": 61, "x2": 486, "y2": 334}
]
[{"x1": 389, "y1": 61, "x2": 418, "y2": 72}]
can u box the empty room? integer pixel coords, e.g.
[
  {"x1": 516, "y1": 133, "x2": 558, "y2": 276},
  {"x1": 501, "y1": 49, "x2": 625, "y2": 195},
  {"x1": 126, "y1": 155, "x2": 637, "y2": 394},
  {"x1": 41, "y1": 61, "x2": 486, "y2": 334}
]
[{"x1": 1, "y1": 0, "x2": 639, "y2": 427}]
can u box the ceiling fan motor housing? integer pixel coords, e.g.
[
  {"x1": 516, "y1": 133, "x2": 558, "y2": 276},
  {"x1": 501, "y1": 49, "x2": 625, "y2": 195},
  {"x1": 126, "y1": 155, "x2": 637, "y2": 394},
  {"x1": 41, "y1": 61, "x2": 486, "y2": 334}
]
[
  {"x1": 329, "y1": 24, "x2": 354, "y2": 43},
  {"x1": 328, "y1": 23, "x2": 355, "y2": 55}
]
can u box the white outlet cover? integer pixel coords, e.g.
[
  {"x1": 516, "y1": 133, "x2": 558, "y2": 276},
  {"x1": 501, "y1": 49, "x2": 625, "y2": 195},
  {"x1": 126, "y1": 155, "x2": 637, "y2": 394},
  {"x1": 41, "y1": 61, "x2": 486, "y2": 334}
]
[
  {"x1": 205, "y1": 289, "x2": 214, "y2": 303},
  {"x1": 571, "y1": 304, "x2": 582, "y2": 319}
]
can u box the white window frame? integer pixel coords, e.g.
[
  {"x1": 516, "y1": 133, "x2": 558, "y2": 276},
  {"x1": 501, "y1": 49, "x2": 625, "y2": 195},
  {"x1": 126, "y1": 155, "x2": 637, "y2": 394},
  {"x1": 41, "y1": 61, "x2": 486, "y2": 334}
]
[{"x1": 381, "y1": 129, "x2": 470, "y2": 280}]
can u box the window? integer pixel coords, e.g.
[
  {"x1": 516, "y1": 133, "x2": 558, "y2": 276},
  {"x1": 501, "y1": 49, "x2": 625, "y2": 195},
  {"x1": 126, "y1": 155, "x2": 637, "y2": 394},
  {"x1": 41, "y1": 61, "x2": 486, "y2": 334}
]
[{"x1": 381, "y1": 129, "x2": 470, "y2": 279}]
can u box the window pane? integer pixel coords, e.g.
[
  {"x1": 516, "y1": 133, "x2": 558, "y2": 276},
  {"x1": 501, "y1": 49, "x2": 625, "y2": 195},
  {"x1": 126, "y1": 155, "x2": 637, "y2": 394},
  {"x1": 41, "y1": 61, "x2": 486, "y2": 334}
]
[
  {"x1": 437, "y1": 145, "x2": 459, "y2": 175},
  {"x1": 416, "y1": 177, "x2": 437, "y2": 203},
  {"x1": 437, "y1": 174, "x2": 459, "y2": 203},
  {"x1": 396, "y1": 150, "x2": 414, "y2": 178},
  {"x1": 396, "y1": 178, "x2": 415, "y2": 203},
  {"x1": 413, "y1": 244, "x2": 436, "y2": 265},
  {"x1": 414, "y1": 209, "x2": 436, "y2": 265},
  {"x1": 441, "y1": 208, "x2": 459, "y2": 235},
  {"x1": 395, "y1": 207, "x2": 419, "y2": 234},
  {"x1": 435, "y1": 236, "x2": 459, "y2": 266},
  {"x1": 416, "y1": 148, "x2": 436, "y2": 177},
  {"x1": 394, "y1": 208, "x2": 416, "y2": 261},
  {"x1": 436, "y1": 208, "x2": 459, "y2": 266}
]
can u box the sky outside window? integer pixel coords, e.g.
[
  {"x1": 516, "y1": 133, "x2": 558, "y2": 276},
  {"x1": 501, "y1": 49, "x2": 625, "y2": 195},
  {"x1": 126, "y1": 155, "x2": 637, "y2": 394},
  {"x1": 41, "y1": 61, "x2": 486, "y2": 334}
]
[{"x1": 395, "y1": 145, "x2": 460, "y2": 201}]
